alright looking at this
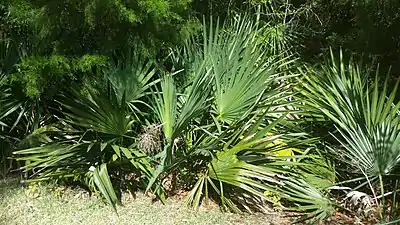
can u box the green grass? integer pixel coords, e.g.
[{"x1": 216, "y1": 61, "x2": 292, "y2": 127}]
[{"x1": 0, "y1": 179, "x2": 288, "y2": 225}]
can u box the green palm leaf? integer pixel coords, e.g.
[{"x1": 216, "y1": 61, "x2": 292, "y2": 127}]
[
  {"x1": 57, "y1": 87, "x2": 132, "y2": 136},
  {"x1": 279, "y1": 177, "x2": 334, "y2": 223},
  {"x1": 92, "y1": 163, "x2": 121, "y2": 212},
  {"x1": 185, "y1": 114, "x2": 333, "y2": 219},
  {"x1": 185, "y1": 15, "x2": 293, "y2": 124},
  {"x1": 105, "y1": 52, "x2": 159, "y2": 114},
  {"x1": 300, "y1": 49, "x2": 400, "y2": 220},
  {"x1": 153, "y1": 75, "x2": 177, "y2": 141},
  {"x1": 13, "y1": 86, "x2": 152, "y2": 212},
  {"x1": 300, "y1": 49, "x2": 400, "y2": 178}
]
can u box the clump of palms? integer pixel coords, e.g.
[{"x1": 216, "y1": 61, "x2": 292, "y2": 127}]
[
  {"x1": 11, "y1": 14, "x2": 336, "y2": 223},
  {"x1": 13, "y1": 58, "x2": 164, "y2": 211},
  {"x1": 150, "y1": 14, "x2": 335, "y2": 221},
  {"x1": 299, "y1": 50, "x2": 400, "y2": 222}
]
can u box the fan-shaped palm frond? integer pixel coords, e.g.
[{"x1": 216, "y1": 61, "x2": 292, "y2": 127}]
[
  {"x1": 57, "y1": 88, "x2": 132, "y2": 136},
  {"x1": 185, "y1": 115, "x2": 285, "y2": 211},
  {"x1": 300, "y1": 50, "x2": 400, "y2": 221},
  {"x1": 187, "y1": 15, "x2": 294, "y2": 124},
  {"x1": 148, "y1": 61, "x2": 213, "y2": 191},
  {"x1": 105, "y1": 51, "x2": 159, "y2": 115},
  {"x1": 0, "y1": 75, "x2": 47, "y2": 177},
  {"x1": 279, "y1": 176, "x2": 334, "y2": 223},
  {"x1": 0, "y1": 86, "x2": 22, "y2": 128},
  {"x1": 185, "y1": 114, "x2": 334, "y2": 220},
  {"x1": 300, "y1": 50, "x2": 400, "y2": 179},
  {"x1": 14, "y1": 87, "x2": 164, "y2": 212}
]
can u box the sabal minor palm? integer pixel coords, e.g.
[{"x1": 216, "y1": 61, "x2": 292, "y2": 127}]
[
  {"x1": 150, "y1": 14, "x2": 288, "y2": 181},
  {"x1": 299, "y1": 50, "x2": 400, "y2": 220},
  {"x1": 151, "y1": 15, "x2": 334, "y2": 220},
  {"x1": 300, "y1": 50, "x2": 400, "y2": 179},
  {"x1": 14, "y1": 69, "x2": 164, "y2": 211}
]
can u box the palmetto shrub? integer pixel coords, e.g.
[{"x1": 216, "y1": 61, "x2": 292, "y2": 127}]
[
  {"x1": 299, "y1": 50, "x2": 400, "y2": 222},
  {"x1": 13, "y1": 58, "x2": 165, "y2": 211},
  {"x1": 11, "y1": 14, "x2": 335, "y2": 223},
  {"x1": 149, "y1": 15, "x2": 335, "y2": 221}
]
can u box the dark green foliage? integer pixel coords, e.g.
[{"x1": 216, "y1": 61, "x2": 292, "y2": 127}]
[
  {"x1": 296, "y1": 0, "x2": 400, "y2": 73},
  {"x1": 11, "y1": 55, "x2": 107, "y2": 97},
  {"x1": 2, "y1": 0, "x2": 194, "y2": 55},
  {"x1": 2, "y1": 0, "x2": 400, "y2": 223},
  {"x1": 14, "y1": 86, "x2": 164, "y2": 210},
  {"x1": 0, "y1": 0, "x2": 197, "y2": 98},
  {"x1": 299, "y1": 50, "x2": 400, "y2": 222}
]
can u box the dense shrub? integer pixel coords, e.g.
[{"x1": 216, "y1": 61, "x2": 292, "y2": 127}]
[{"x1": 1, "y1": 1, "x2": 400, "y2": 223}]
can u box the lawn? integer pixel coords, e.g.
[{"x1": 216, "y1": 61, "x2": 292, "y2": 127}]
[{"x1": 0, "y1": 179, "x2": 288, "y2": 225}]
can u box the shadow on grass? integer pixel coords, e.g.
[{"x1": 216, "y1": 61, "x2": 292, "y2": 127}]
[{"x1": 0, "y1": 177, "x2": 23, "y2": 199}]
